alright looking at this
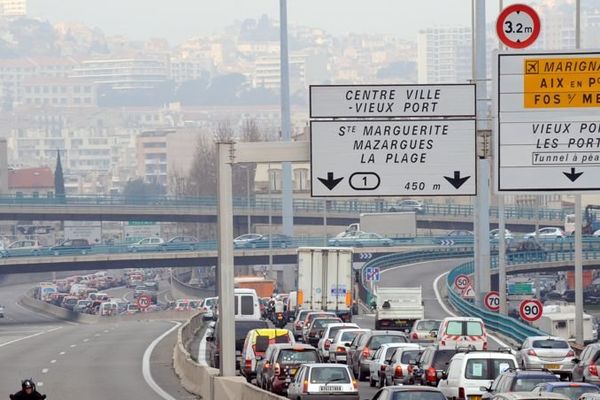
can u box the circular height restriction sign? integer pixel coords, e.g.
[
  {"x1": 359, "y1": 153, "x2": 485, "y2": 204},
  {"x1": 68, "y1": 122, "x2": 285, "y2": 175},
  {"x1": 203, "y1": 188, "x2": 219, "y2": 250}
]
[
  {"x1": 519, "y1": 299, "x2": 543, "y2": 322},
  {"x1": 137, "y1": 294, "x2": 152, "y2": 310},
  {"x1": 496, "y1": 4, "x2": 541, "y2": 49},
  {"x1": 454, "y1": 274, "x2": 470, "y2": 290},
  {"x1": 484, "y1": 291, "x2": 500, "y2": 312}
]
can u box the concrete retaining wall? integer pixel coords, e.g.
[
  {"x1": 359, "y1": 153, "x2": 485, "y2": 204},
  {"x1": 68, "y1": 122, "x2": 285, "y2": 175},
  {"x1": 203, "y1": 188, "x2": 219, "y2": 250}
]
[
  {"x1": 170, "y1": 269, "x2": 215, "y2": 300},
  {"x1": 173, "y1": 312, "x2": 286, "y2": 400},
  {"x1": 20, "y1": 293, "x2": 100, "y2": 323}
]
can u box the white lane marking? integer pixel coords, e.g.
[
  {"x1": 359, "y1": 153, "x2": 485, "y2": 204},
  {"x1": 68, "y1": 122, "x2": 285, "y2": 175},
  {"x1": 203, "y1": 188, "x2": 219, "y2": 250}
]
[
  {"x1": 70, "y1": 344, "x2": 76, "y2": 348},
  {"x1": 37, "y1": 382, "x2": 43, "y2": 387},
  {"x1": 59, "y1": 351, "x2": 65, "y2": 355},
  {"x1": 41, "y1": 368, "x2": 48, "y2": 374},
  {"x1": 433, "y1": 272, "x2": 510, "y2": 348},
  {"x1": 83, "y1": 338, "x2": 89, "y2": 342},
  {"x1": 50, "y1": 360, "x2": 56, "y2": 364},
  {"x1": 0, "y1": 327, "x2": 62, "y2": 349},
  {"x1": 104, "y1": 330, "x2": 109, "y2": 333},
  {"x1": 142, "y1": 322, "x2": 181, "y2": 400},
  {"x1": 94, "y1": 333, "x2": 101, "y2": 337}
]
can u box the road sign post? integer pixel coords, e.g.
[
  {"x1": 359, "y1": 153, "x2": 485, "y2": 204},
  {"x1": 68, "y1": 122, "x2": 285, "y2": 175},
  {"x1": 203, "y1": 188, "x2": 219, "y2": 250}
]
[
  {"x1": 309, "y1": 84, "x2": 477, "y2": 197},
  {"x1": 519, "y1": 299, "x2": 543, "y2": 322},
  {"x1": 496, "y1": 4, "x2": 541, "y2": 49},
  {"x1": 484, "y1": 291, "x2": 500, "y2": 312},
  {"x1": 454, "y1": 274, "x2": 470, "y2": 291}
]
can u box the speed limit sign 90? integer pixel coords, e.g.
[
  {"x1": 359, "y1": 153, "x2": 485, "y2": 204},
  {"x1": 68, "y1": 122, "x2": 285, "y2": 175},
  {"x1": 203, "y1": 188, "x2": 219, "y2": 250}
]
[
  {"x1": 454, "y1": 274, "x2": 470, "y2": 290},
  {"x1": 519, "y1": 299, "x2": 543, "y2": 322},
  {"x1": 484, "y1": 291, "x2": 500, "y2": 312}
]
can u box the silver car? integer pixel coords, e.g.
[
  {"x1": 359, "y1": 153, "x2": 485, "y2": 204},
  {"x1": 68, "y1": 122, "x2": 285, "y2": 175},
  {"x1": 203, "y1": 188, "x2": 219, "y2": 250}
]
[
  {"x1": 287, "y1": 363, "x2": 358, "y2": 400},
  {"x1": 517, "y1": 336, "x2": 575, "y2": 379},
  {"x1": 329, "y1": 328, "x2": 370, "y2": 364}
]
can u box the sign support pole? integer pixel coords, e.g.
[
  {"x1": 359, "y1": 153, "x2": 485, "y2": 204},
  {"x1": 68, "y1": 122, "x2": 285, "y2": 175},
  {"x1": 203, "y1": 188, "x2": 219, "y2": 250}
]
[
  {"x1": 574, "y1": 0, "x2": 584, "y2": 346},
  {"x1": 498, "y1": 195, "x2": 507, "y2": 314},
  {"x1": 216, "y1": 141, "x2": 236, "y2": 377}
]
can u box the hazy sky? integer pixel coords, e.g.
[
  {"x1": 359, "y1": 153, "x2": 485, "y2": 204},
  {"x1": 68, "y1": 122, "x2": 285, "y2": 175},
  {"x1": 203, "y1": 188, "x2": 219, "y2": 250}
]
[{"x1": 28, "y1": 0, "x2": 507, "y2": 43}]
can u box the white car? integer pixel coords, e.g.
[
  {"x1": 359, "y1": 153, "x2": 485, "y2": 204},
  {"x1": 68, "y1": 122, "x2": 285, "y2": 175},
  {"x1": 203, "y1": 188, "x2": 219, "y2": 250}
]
[
  {"x1": 369, "y1": 343, "x2": 415, "y2": 388},
  {"x1": 383, "y1": 345, "x2": 424, "y2": 386},
  {"x1": 317, "y1": 323, "x2": 359, "y2": 361},
  {"x1": 199, "y1": 296, "x2": 217, "y2": 320},
  {"x1": 438, "y1": 351, "x2": 517, "y2": 400},
  {"x1": 436, "y1": 317, "x2": 488, "y2": 351},
  {"x1": 329, "y1": 328, "x2": 370, "y2": 364},
  {"x1": 524, "y1": 227, "x2": 565, "y2": 239},
  {"x1": 517, "y1": 336, "x2": 575, "y2": 379},
  {"x1": 287, "y1": 363, "x2": 358, "y2": 400},
  {"x1": 490, "y1": 229, "x2": 514, "y2": 241},
  {"x1": 127, "y1": 237, "x2": 165, "y2": 252}
]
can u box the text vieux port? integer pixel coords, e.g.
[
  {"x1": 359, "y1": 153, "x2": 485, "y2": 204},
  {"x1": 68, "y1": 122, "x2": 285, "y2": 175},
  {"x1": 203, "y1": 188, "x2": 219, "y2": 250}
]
[
  {"x1": 534, "y1": 122, "x2": 600, "y2": 149},
  {"x1": 345, "y1": 88, "x2": 442, "y2": 113}
]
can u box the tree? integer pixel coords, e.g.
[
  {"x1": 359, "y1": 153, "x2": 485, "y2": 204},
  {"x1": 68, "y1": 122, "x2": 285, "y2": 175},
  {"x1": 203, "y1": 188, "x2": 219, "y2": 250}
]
[
  {"x1": 54, "y1": 150, "x2": 65, "y2": 201},
  {"x1": 123, "y1": 178, "x2": 165, "y2": 203}
]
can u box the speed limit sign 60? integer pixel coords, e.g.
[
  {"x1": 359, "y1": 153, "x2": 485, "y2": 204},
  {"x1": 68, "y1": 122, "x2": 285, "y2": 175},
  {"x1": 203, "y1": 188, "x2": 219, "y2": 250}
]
[
  {"x1": 454, "y1": 274, "x2": 470, "y2": 290},
  {"x1": 484, "y1": 291, "x2": 500, "y2": 312},
  {"x1": 519, "y1": 299, "x2": 543, "y2": 322}
]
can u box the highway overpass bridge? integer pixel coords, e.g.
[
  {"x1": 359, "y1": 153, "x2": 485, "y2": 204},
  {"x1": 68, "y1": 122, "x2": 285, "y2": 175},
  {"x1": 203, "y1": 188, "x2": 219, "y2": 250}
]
[{"x1": 0, "y1": 195, "x2": 570, "y2": 232}]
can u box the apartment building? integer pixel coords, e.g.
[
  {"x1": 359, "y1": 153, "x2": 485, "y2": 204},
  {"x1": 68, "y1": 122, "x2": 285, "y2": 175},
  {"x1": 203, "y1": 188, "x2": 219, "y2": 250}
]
[
  {"x1": 72, "y1": 58, "x2": 169, "y2": 90},
  {"x1": 0, "y1": 0, "x2": 26, "y2": 17},
  {"x1": 22, "y1": 77, "x2": 96, "y2": 108}
]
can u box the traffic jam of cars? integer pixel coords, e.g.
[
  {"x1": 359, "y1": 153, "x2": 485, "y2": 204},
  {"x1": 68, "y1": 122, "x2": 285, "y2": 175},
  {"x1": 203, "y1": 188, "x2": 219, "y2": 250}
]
[
  {"x1": 29, "y1": 268, "x2": 198, "y2": 316},
  {"x1": 204, "y1": 306, "x2": 600, "y2": 400}
]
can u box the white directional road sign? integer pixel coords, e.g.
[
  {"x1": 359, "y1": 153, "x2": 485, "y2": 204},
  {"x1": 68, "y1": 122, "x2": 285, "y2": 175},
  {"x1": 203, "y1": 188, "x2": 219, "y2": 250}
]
[
  {"x1": 311, "y1": 119, "x2": 476, "y2": 196},
  {"x1": 310, "y1": 84, "x2": 475, "y2": 119},
  {"x1": 496, "y1": 50, "x2": 600, "y2": 192}
]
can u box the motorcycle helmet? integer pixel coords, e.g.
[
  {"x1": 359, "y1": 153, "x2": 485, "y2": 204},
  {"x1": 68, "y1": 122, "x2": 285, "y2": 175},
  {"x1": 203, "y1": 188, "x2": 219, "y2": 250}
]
[{"x1": 21, "y1": 379, "x2": 35, "y2": 389}]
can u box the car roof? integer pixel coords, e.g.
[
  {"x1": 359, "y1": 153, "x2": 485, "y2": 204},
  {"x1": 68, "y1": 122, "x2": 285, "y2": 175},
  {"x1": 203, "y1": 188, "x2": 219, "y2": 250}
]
[
  {"x1": 382, "y1": 386, "x2": 444, "y2": 393},
  {"x1": 539, "y1": 382, "x2": 598, "y2": 388},
  {"x1": 526, "y1": 336, "x2": 568, "y2": 341},
  {"x1": 371, "y1": 330, "x2": 407, "y2": 336},
  {"x1": 494, "y1": 392, "x2": 569, "y2": 400},
  {"x1": 453, "y1": 351, "x2": 516, "y2": 360},
  {"x1": 510, "y1": 370, "x2": 558, "y2": 377}
]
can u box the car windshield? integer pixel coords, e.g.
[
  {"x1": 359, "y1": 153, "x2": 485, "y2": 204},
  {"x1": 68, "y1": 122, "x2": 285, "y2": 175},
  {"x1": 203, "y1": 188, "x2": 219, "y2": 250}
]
[
  {"x1": 390, "y1": 391, "x2": 447, "y2": 400},
  {"x1": 277, "y1": 349, "x2": 319, "y2": 364},
  {"x1": 552, "y1": 386, "x2": 600, "y2": 400},
  {"x1": 368, "y1": 335, "x2": 406, "y2": 349},
  {"x1": 532, "y1": 340, "x2": 569, "y2": 349},
  {"x1": 416, "y1": 320, "x2": 440, "y2": 331},
  {"x1": 327, "y1": 326, "x2": 345, "y2": 339},
  {"x1": 514, "y1": 376, "x2": 560, "y2": 391},
  {"x1": 309, "y1": 367, "x2": 350, "y2": 384}
]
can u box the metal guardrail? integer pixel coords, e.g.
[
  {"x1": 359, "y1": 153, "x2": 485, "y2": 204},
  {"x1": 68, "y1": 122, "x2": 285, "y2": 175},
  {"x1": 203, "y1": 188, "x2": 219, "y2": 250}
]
[
  {"x1": 0, "y1": 194, "x2": 574, "y2": 221},
  {"x1": 446, "y1": 261, "x2": 548, "y2": 343}
]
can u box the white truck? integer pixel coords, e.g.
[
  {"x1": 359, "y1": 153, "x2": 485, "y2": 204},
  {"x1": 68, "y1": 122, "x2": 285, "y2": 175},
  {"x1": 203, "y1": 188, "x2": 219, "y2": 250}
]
[
  {"x1": 341, "y1": 212, "x2": 417, "y2": 239},
  {"x1": 373, "y1": 286, "x2": 425, "y2": 331},
  {"x1": 297, "y1": 247, "x2": 354, "y2": 322},
  {"x1": 532, "y1": 304, "x2": 595, "y2": 344}
]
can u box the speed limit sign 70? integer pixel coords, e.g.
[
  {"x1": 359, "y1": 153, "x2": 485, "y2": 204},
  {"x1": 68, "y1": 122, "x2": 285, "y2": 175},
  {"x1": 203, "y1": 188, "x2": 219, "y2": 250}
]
[
  {"x1": 484, "y1": 291, "x2": 500, "y2": 312},
  {"x1": 519, "y1": 299, "x2": 543, "y2": 322},
  {"x1": 137, "y1": 294, "x2": 151, "y2": 309},
  {"x1": 454, "y1": 274, "x2": 470, "y2": 290}
]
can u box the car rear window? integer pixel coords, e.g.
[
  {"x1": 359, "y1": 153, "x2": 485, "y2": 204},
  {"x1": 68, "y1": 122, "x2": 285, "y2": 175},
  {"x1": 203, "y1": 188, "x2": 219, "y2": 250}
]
[
  {"x1": 432, "y1": 351, "x2": 457, "y2": 369},
  {"x1": 553, "y1": 386, "x2": 600, "y2": 399},
  {"x1": 446, "y1": 321, "x2": 463, "y2": 335},
  {"x1": 467, "y1": 322, "x2": 483, "y2": 336},
  {"x1": 401, "y1": 350, "x2": 422, "y2": 364},
  {"x1": 236, "y1": 295, "x2": 255, "y2": 315},
  {"x1": 465, "y1": 359, "x2": 515, "y2": 379},
  {"x1": 328, "y1": 326, "x2": 345, "y2": 339},
  {"x1": 368, "y1": 335, "x2": 407, "y2": 349},
  {"x1": 277, "y1": 349, "x2": 319, "y2": 364},
  {"x1": 309, "y1": 367, "x2": 350, "y2": 384},
  {"x1": 416, "y1": 321, "x2": 440, "y2": 331},
  {"x1": 513, "y1": 376, "x2": 560, "y2": 391},
  {"x1": 340, "y1": 331, "x2": 360, "y2": 342},
  {"x1": 313, "y1": 319, "x2": 341, "y2": 329},
  {"x1": 532, "y1": 340, "x2": 569, "y2": 349},
  {"x1": 390, "y1": 391, "x2": 447, "y2": 400},
  {"x1": 445, "y1": 321, "x2": 483, "y2": 336}
]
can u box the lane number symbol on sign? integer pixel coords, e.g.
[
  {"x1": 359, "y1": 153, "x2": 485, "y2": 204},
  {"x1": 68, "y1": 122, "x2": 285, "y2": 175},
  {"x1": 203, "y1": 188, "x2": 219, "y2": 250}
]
[
  {"x1": 137, "y1": 294, "x2": 151, "y2": 309},
  {"x1": 496, "y1": 4, "x2": 541, "y2": 49},
  {"x1": 454, "y1": 274, "x2": 470, "y2": 290},
  {"x1": 519, "y1": 299, "x2": 543, "y2": 322},
  {"x1": 484, "y1": 291, "x2": 500, "y2": 312}
]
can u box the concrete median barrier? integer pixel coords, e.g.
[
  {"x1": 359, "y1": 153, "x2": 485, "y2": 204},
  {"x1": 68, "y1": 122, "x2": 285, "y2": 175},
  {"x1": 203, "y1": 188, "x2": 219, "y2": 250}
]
[
  {"x1": 20, "y1": 293, "x2": 100, "y2": 323},
  {"x1": 173, "y1": 311, "x2": 286, "y2": 400}
]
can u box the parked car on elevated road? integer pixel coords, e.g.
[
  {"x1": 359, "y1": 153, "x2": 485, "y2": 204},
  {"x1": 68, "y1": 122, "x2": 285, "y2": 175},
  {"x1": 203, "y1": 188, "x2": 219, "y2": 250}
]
[
  {"x1": 329, "y1": 232, "x2": 393, "y2": 247},
  {"x1": 160, "y1": 235, "x2": 199, "y2": 251},
  {"x1": 50, "y1": 239, "x2": 92, "y2": 255},
  {"x1": 127, "y1": 237, "x2": 164, "y2": 252}
]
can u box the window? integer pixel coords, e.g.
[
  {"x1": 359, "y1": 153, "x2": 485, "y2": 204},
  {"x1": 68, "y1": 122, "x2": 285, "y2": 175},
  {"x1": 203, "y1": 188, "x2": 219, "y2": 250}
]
[
  {"x1": 401, "y1": 350, "x2": 422, "y2": 364},
  {"x1": 446, "y1": 321, "x2": 463, "y2": 335},
  {"x1": 466, "y1": 322, "x2": 483, "y2": 336},
  {"x1": 309, "y1": 367, "x2": 350, "y2": 384},
  {"x1": 532, "y1": 340, "x2": 569, "y2": 349},
  {"x1": 240, "y1": 295, "x2": 254, "y2": 315}
]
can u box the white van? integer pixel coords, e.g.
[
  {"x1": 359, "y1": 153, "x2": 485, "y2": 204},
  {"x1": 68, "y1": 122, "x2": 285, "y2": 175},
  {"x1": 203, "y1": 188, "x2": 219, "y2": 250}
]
[
  {"x1": 438, "y1": 351, "x2": 517, "y2": 400},
  {"x1": 234, "y1": 288, "x2": 261, "y2": 320},
  {"x1": 70, "y1": 283, "x2": 88, "y2": 297},
  {"x1": 436, "y1": 317, "x2": 488, "y2": 351}
]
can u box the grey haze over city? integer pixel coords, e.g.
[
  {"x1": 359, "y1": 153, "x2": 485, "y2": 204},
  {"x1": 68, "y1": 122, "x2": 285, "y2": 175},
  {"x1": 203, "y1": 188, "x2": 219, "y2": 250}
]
[{"x1": 29, "y1": 0, "x2": 504, "y2": 42}]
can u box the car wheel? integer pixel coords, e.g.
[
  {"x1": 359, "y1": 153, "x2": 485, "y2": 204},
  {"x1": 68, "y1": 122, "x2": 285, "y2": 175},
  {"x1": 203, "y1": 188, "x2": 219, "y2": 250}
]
[{"x1": 369, "y1": 376, "x2": 376, "y2": 387}]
